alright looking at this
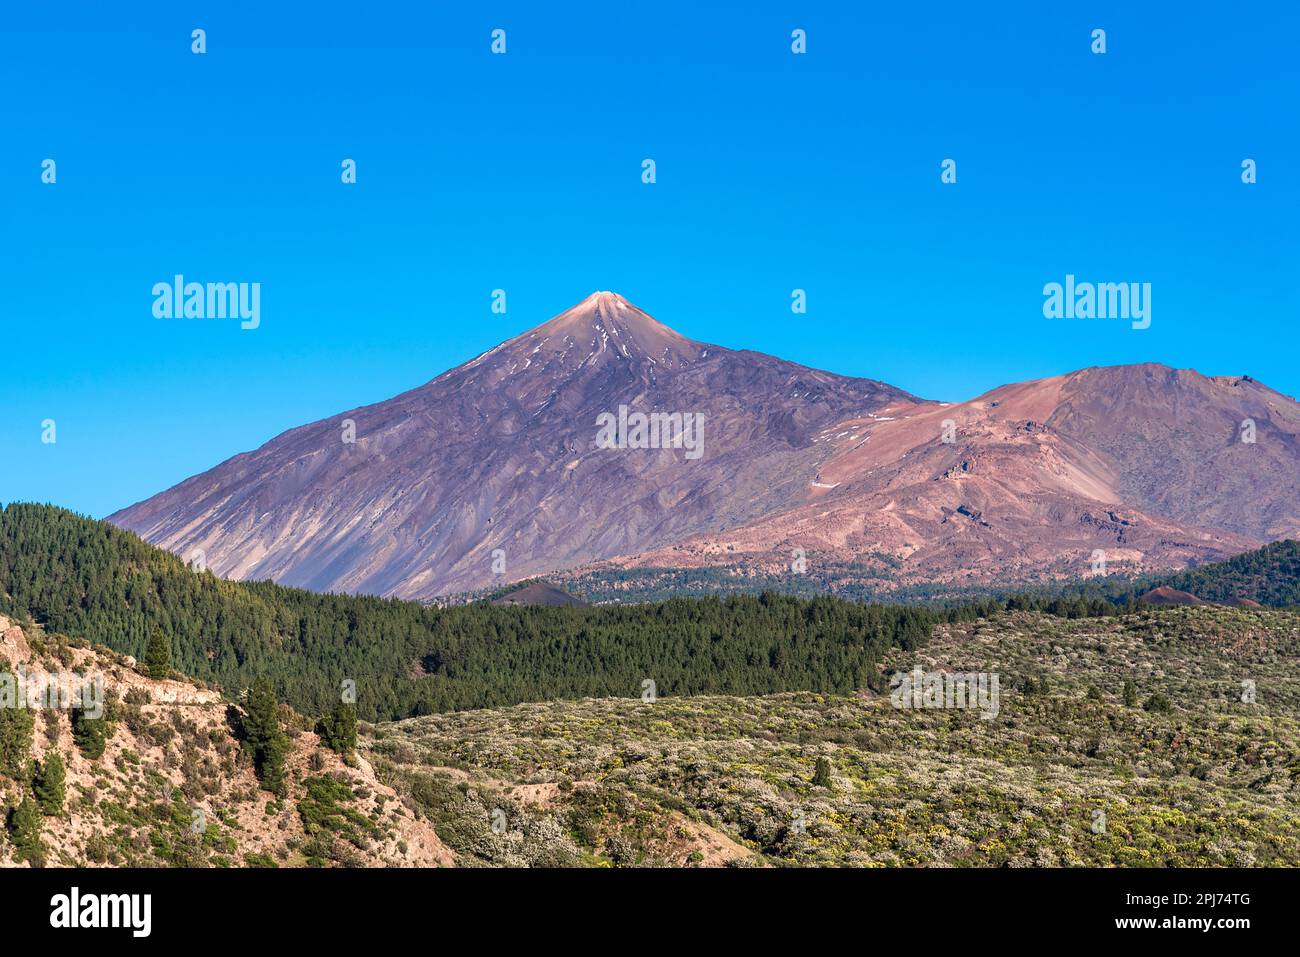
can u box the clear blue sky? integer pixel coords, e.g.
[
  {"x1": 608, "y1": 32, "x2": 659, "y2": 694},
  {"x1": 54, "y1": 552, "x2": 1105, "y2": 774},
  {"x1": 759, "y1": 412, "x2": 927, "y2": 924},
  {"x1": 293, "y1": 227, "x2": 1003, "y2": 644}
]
[{"x1": 3, "y1": 1, "x2": 1296, "y2": 518}]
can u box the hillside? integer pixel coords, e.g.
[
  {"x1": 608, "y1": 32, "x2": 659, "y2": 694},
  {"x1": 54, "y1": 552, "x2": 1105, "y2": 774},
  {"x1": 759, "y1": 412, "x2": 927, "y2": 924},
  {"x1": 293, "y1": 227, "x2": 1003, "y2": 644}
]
[
  {"x1": 0, "y1": 614, "x2": 451, "y2": 868},
  {"x1": 0, "y1": 504, "x2": 939, "y2": 722},
  {"x1": 1157, "y1": 539, "x2": 1300, "y2": 607},
  {"x1": 7, "y1": 503, "x2": 1299, "y2": 732},
  {"x1": 1039, "y1": 539, "x2": 1300, "y2": 610},
  {"x1": 7, "y1": 597, "x2": 1297, "y2": 868},
  {"x1": 369, "y1": 606, "x2": 1300, "y2": 867},
  {"x1": 4, "y1": 503, "x2": 1299, "y2": 867},
  {"x1": 489, "y1": 580, "x2": 589, "y2": 607},
  {"x1": 1138, "y1": 587, "x2": 1206, "y2": 606}
]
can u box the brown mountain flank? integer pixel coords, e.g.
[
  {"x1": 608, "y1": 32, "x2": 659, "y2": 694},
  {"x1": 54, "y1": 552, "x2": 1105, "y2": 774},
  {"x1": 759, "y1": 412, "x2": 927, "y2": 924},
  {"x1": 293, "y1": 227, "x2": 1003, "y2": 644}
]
[{"x1": 597, "y1": 363, "x2": 1294, "y2": 589}]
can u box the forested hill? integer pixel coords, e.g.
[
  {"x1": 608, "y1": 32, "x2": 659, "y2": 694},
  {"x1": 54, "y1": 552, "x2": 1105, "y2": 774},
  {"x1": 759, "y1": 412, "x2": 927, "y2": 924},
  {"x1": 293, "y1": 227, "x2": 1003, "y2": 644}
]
[
  {"x1": 1043, "y1": 539, "x2": 1300, "y2": 609},
  {"x1": 1157, "y1": 540, "x2": 1300, "y2": 606},
  {"x1": 0, "y1": 504, "x2": 937, "y2": 721},
  {"x1": 5, "y1": 504, "x2": 1293, "y2": 722}
]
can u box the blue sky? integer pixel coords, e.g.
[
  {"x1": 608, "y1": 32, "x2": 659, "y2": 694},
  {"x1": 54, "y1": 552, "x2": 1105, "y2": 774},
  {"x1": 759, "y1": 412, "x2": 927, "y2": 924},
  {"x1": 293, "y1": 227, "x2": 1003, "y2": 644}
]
[{"x1": 3, "y1": 1, "x2": 1297, "y2": 518}]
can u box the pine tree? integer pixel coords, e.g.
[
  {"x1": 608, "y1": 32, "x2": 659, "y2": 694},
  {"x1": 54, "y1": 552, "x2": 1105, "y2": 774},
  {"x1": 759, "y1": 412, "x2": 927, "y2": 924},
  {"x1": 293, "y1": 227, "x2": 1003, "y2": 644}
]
[
  {"x1": 1122, "y1": 680, "x2": 1140, "y2": 708},
  {"x1": 144, "y1": 626, "x2": 171, "y2": 679},
  {"x1": 34, "y1": 751, "x2": 65, "y2": 815},
  {"x1": 71, "y1": 707, "x2": 107, "y2": 759},
  {"x1": 1143, "y1": 693, "x2": 1173, "y2": 714},
  {"x1": 812, "y1": 756, "x2": 834, "y2": 789},
  {"x1": 7, "y1": 796, "x2": 43, "y2": 865},
  {"x1": 243, "y1": 678, "x2": 288, "y2": 795},
  {"x1": 318, "y1": 703, "x2": 357, "y2": 756},
  {"x1": 0, "y1": 663, "x2": 35, "y2": 781}
]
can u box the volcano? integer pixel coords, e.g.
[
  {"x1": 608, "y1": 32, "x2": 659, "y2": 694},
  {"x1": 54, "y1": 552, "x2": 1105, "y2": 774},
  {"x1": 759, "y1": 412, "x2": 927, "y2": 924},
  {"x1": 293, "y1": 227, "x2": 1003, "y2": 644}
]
[
  {"x1": 109, "y1": 292, "x2": 914, "y2": 598},
  {"x1": 111, "y1": 293, "x2": 1300, "y2": 599}
]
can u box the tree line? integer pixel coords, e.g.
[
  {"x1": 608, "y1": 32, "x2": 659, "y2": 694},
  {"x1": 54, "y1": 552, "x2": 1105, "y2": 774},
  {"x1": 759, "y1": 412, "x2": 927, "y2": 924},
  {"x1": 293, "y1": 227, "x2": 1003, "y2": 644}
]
[{"x1": 2, "y1": 504, "x2": 1291, "y2": 723}]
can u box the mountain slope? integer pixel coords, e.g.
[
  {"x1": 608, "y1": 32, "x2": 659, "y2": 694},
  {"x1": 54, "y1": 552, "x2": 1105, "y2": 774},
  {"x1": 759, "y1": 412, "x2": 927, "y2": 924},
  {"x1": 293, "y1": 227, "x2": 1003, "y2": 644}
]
[
  {"x1": 1044, "y1": 365, "x2": 1300, "y2": 541},
  {"x1": 110, "y1": 292, "x2": 914, "y2": 599},
  {"x1": 0, "y1": 614, "x2": 452, "y2": 868},
  {"x1": 109, "y1": 294, "x2": 1300, "y2": 598},
  {"x1": 0, "y1": 504, "x2": 941, "y2": 722},
  {"x1": 371, "y1": 606, "x2": 1300, "y2": 867},
  {"x1": 1154, "y1": 539, "x2": 1300, "y2": 606},
  {"x1": 599, "y1": 364, "x2": 1299, "y2": 590}
]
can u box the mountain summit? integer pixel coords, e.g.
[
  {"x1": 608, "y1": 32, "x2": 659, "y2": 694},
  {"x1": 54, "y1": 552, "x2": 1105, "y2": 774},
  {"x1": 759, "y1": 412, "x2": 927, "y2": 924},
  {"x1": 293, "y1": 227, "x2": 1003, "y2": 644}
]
[
  {"x1": 516, "y1": 290, "x2": 701, "y2": 367},
  {"x1": 110, "y1": 293, "x2": 914, "y2": 598}
]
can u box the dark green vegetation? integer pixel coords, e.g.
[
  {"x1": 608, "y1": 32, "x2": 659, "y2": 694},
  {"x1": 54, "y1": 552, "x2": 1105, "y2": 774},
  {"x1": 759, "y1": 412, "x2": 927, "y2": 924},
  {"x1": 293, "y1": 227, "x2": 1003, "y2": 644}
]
[
  {"x1": 33, "y1": 752, "x2": 65, "y2": 816},
  {"x1": 563, "y1": 542, "x2": 1300, "y2": 608},
  {"x1": 4, "y1": 504, "x2": 1296, "y2": 726},
  {"x1": 144, "y1": 625, "x2": 171, "y2": 679},
  {"x1": 369, "y1": 606, "x2": 1300, "y2": 867},
  {"x1": 1143, "y1": 540, "x2": 1300, "y2": 607},
  {"x1": 6, "y1": 797, "x2": 43, "y2": 865},
  {"x1": 318, "y1": 704, "x2": 357, "y2": 757},
  {"x1": 296, "y1": 775, "x2": 381, "y2": 867},
  {"x1": 70, "y1": 706, "x2": 107, "y2": 760},
  {"x1": 241, "y1": 678, "x2": 289, "y2": 795},
  {"x1": 0, "y1": 505, "x2": 947, "y2": 721},
  {"x1": 0, "y1": 663, "x2": 34, "y2": 780}
]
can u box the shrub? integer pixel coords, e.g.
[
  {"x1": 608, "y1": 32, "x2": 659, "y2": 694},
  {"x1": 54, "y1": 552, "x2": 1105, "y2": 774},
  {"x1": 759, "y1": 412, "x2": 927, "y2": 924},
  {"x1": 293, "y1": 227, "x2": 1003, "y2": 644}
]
[
  {"x1": 812, "y1": 756, "x2": 835, "y2": 789},
  {"x1": 1143, "y1": 693, "x2": 1173, "y2": 714}
]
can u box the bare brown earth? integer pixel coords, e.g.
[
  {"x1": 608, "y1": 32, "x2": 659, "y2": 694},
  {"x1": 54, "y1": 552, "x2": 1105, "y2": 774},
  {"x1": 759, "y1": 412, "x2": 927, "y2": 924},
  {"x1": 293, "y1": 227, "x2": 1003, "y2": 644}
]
[
  {"x1": 0, "y1": 614, "x2": 452, "y2": 868},
  {"x1": 110, "y1": 294, "x2": 1300, "y2": 598}
]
